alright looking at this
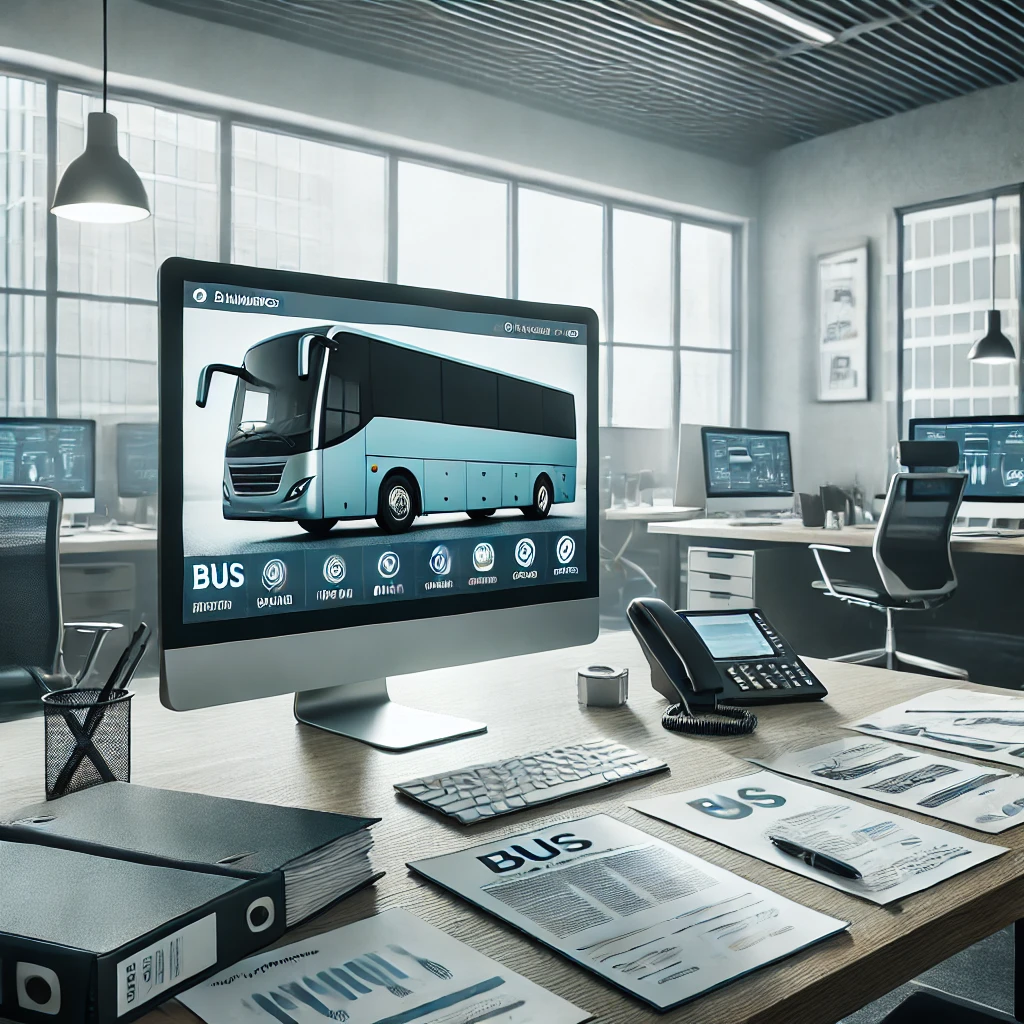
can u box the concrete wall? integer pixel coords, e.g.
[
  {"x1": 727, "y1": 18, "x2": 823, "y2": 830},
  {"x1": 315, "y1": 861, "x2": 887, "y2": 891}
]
[{"x1": 758, "y1": 78, "x2": 1024, "y2": 499}]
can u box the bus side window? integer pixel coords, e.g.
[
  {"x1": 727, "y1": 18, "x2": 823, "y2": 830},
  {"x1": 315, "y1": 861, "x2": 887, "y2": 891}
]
[{"x1": 325, "y1": 373, "x2": 361, "y2": 444}]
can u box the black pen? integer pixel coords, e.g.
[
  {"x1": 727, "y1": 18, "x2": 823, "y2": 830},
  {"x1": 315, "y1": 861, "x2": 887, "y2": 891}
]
[{"x1": 768, "y1": 835, "x2": 863, "y2": 880}]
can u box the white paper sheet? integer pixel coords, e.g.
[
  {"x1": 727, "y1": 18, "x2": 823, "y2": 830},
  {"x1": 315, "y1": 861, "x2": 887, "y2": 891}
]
[
  {"x1": 631, "y1": 770, "x2": 1005, "y2": 904},
  {"x1": 408, "y1": 813, "x2": 848, "y2": 1012},
  {"x1": 177, "y1": 907, "x2": 591, "y2": 1024},
  {"x1": 850, "y1": 688, "x2": 1024, "y2": 768},
  {"x1": 751, "y1": 736, "x2": 1024, "y2": 833}
]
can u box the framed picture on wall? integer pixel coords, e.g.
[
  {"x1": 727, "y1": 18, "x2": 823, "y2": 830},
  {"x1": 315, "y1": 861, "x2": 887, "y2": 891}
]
[{"x1": 817, "y1": 245, "x2": 868, "y2": 402}]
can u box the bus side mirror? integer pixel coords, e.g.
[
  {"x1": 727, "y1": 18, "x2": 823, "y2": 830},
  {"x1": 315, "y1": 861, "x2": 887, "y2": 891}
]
[
  {"x1": 196, "y1": 363, "x2": 257, "y2": 407},
  {"x1": 298, "y1": 333, "x2": 338, "y2": 379}
]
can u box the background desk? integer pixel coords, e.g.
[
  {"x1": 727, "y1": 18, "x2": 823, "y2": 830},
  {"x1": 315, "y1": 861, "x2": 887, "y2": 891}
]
[
  {"x1": 602, "y1": 505, "x2": 702, "y2": 598},
  {"x1": 649, "y1": 519, "x2": 1024, "y2": 686},
  {"x1": 2, "y1": 633, "x2": 1022, "y2": 1024},
  {"x1": 58, "y1": 528, "x2": 159, "y2": 678}
]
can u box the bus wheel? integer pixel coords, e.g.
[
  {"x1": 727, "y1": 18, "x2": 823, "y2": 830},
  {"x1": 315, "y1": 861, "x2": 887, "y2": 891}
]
[
  {"x1": 376, "y1": 472, "x2": 417, "y2": 533},
  {"x1": 299, "y1": 519, "x2": 338, "y2": 537},
  {"x1": 467, "y1": 509, "x2": 495, "y2": 521},
  {"x1": 523, "y1": 475, "x2": 552, "y2": 519}
]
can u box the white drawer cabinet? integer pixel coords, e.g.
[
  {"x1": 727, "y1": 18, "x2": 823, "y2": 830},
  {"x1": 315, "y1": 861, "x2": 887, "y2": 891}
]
[{"x1": 686, "y1": 546, "x2": 756, "y2": 611}]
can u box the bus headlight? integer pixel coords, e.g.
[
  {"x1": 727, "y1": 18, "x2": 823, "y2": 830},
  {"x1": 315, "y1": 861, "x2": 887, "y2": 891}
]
[
  {"x1": 223, "y1": 481, "x2": 229, "y2": 500},
  {"x1": 285, "y1": 477, "x2": 313, "y2": 501}
]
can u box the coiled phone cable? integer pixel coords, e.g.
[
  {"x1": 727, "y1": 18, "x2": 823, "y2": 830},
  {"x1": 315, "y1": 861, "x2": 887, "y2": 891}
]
[{"x1": 661, "y1": 702, "x2": 757, "y2": 736}]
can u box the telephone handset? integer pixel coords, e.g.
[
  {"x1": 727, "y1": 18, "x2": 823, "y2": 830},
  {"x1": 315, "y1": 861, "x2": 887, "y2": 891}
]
[{"x1": 626, "y1": 598, "x2": 827, "y2": 736}]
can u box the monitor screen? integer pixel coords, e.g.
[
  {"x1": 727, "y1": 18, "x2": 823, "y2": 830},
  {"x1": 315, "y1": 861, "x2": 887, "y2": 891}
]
[
  {"x1": 0, "y1": 418, "x2": 95, "y2": 498},
  {"x1": 701, "y1": 427, "x2": 793, "y2": 498},
  {"x1": 117, "y1": 422, "x2": 159, "y2": 497},
  {"x1": 163, "y1": 269, "x2": 594, "y2": 640},
  {"x1": 910, "y1": 416, "x2": 1024, "y2": 501},
  {"x1": 683, "y1": 612, "x2": 775, "y2": 660}
]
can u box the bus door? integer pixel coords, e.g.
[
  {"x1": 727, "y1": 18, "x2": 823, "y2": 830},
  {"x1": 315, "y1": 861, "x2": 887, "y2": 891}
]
[{"x1": 320, "y1": 337, "x2": 370, "y2": 520}]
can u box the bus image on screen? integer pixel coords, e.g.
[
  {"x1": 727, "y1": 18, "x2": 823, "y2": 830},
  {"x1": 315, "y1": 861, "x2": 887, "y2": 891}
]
[{"x1": 196, "y1": 325, "x2": 577, "y2": 535}]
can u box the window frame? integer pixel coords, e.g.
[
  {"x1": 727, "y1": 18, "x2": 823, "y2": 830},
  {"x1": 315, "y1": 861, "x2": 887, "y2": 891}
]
[
  {"x1": 896, "y1": 184, "x2": 1024, "y2": 435},
  {"x1": 0, "y1": 58, "x2": 745, "y2": 427}
]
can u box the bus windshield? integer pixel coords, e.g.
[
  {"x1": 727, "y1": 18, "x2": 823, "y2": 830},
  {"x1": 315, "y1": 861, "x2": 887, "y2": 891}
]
[{"x1": 225, "y1": 333, "x2": 322, "y2": 457}]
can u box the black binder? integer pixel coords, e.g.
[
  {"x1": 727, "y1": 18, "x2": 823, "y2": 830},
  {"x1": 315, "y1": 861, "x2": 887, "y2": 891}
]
[
  {"x1": 0, "y1": 783, "x2": 381, "y2": 927},
  {"x1": 0, "y1": 840, "x2": 285, "y2": 1024}
]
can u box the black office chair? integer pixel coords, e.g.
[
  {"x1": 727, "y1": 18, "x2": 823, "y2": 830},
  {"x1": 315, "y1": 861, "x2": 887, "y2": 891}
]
[
  {"x1": 0, "y1": 485, "x2": 120, "y2": 709},
  {"x1": 809, "y1": 470, "x2": 968, "y2": 678}
]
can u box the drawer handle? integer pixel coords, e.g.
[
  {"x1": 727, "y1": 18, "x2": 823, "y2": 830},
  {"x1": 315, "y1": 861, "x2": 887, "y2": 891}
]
[
  {"x1": 708, "y1": 572, "x2": 730, "y2": 580},
  {"x1": 707, "y1": 552, "x2": 735, "y2": 559},
  {"x1": 710, "y1": 591, "x2": 732, "y2": 599}
]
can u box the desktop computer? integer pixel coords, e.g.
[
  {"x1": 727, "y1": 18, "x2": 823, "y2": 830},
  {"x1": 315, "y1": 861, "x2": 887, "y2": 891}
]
[
  {"x1": 910, "y1": 415, "x2": 1024, "y2": 521},
  {"x1": 158, "y1": 258, "x2": 599, "y2": 750},
  {"x1": 117, "y1": 422, "x2": 158, "y2": 525},
  {"x1": 675, "y1": 424, "x2": 794, "y2": 517},
  {"x1": 0, "y1": 418, "x2": 95, "y2": 515}
]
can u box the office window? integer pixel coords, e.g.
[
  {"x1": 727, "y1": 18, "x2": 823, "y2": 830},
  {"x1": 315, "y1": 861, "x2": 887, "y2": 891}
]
[
  {"x1": 56, "y1": 90, "x2": 218, "y2": 417},
  {"x1": 900, "y1": 194, "x2": 1020, "y2": 429},
  {"x1": 398, "y1": 162, "x2": 506, "y2": 295},
  {"x1": 0, "y1": 75, "x2": 47, "y2": 415},
  {"x1": 613, "y1": 210, "x2": 672, "y2": 346},
  {"x1": 232, "y1": 126, "x2": 386, "y2": 279},
  {"x1": 518, "y1": 189, "x2": 603, "y2": 313}
]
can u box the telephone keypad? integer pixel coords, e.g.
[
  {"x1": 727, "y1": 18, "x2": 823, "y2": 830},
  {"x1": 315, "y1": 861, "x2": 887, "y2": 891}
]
[{"x1": 727, "y1": 659, "x2": 816, "y2": 695}]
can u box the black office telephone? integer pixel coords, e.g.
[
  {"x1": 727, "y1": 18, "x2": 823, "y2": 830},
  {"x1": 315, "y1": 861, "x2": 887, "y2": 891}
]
[{"x1": 626, "y1": 598, "x2": 827, "y2": 736}]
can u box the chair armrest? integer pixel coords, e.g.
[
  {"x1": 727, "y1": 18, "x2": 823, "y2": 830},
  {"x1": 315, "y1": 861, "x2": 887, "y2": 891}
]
[
  {"x1": 63, "y1": 622, "x2": 122, "y2": 687},
  {"x1": 808, "y1": 545, "x2": 850, "y2": 598}
]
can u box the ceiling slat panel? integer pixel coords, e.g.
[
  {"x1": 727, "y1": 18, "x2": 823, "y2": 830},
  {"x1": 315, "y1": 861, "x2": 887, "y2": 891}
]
[{"x1": 138, "y1": 0, "x2": 1024, "y2": 164}]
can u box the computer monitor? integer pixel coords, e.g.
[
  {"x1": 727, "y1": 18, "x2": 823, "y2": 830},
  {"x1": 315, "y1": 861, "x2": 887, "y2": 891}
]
[
  {"x1": 675, "y1": 424, "x2": 794, "y2": 514},
  {"x1": 117, "y1": 422, "x2": 159, "y2": 498},
  {"x1": 909, "y1": 415, "x2": 1024, "y2": 520},
  {"x1": 158, "y1": 258, "x2": 598, "y2": 750},
  {"x1": 0, "y1": 417, "x2": 95, "y2": 514}
]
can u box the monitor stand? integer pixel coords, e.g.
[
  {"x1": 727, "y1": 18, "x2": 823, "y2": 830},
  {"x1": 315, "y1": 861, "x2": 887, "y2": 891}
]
[{"x1": 293, "y1": 678, "x2": 487, "y2": 752}]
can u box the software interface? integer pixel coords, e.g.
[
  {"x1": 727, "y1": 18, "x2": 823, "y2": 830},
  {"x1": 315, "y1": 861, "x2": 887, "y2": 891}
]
[
  {"x1": 180, "y1": 282, "x2": 588, "y2": 623},
  {"x1": 911, "y1": 419, "x2": 1024, "y2": 498},
  {"x1": 117, "y1": 423, "x2": 159, "y2": 497},
  {"x1": 703, "y1": 430, "x2": 793, "y2": 496},
  {"x1": 685, "y1": 612, "x2": 775, "y2": 660},
  {"x1": 0, "y1": 419, "x2": 94, "y2": 497}
]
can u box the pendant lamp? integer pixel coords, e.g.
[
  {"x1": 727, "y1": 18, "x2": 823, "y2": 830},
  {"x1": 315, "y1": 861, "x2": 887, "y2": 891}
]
[
  {"x1": 968, "y1": 197, "x2": 1015, "y2": 364},
  {"x1": 51, "y1": 0, "x2": 150, "y2": 223}
]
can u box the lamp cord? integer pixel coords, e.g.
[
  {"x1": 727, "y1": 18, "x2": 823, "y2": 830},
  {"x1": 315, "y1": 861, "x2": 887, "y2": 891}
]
[{"x1": 102, "y1": 0, "x2": 108, "y2": 111}]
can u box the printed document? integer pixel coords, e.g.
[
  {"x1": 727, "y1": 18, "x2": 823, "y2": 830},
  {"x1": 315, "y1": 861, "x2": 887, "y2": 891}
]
[
  {"x1": 408, "y1": 813, "x2": 847, "y2": 1011},
  {"x1": 178, "y1": 907, "x2": 590, "y2": 1024},
  {"x1": 851, "y1": 688, "x2": 1024, "y2": 768},
  {"x1": 632, "y1": 770, "x2": 1005, "y2": 904},
  {"x1": 752, "y1": 736, "x2": 1024, "y2": 833}
]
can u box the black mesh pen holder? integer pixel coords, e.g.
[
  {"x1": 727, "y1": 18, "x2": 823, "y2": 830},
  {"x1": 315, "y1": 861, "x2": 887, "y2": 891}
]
[{"x1": 42, "y1": 688, "x2": 132, "y2": 800}]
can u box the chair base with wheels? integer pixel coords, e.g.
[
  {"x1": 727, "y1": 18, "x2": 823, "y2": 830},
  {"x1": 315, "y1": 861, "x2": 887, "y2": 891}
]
[{"x1": 811, "y1": 543, "x2": 968, "y2": 681}]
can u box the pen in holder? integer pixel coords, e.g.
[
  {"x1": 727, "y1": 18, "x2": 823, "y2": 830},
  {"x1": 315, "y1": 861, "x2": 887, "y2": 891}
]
[{"x1": 43, "y1": 687, "x2": 133, "y2": 799}]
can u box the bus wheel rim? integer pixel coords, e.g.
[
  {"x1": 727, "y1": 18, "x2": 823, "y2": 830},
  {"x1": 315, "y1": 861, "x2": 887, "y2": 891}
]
[
  {"x1": 538, "y1": 485, "x2": 549, "y2": 512},
  {"x1": 389, "y1": 485, "x2": 410, "y2": 519}
]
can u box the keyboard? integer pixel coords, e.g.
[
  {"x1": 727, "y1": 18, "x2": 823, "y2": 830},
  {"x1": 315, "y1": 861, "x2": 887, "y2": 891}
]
[{"x1": 395, "y1": 738, "x2": 668, "y2": 824}]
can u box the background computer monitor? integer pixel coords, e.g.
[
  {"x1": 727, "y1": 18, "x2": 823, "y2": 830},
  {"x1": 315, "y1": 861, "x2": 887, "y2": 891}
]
[
  {"x1": 117, "y1": 422, "x2": 159, "y2": 498},
  {"x1": 0, "y1": 417, "x2": 96, "y2": 514},
  {"x1": 910, "y1": 415, "x2": 1024, "y2": 520},
  {"x1": 158, "y1": 258, "x2": 599, "y2": 750},
  {"x1": 675, "y1": 424, "x2": 794, "y2": 514}
]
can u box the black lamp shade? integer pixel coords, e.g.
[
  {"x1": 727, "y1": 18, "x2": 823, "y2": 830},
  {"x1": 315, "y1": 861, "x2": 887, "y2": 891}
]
[
  {"x1": 968, "y1": 309, "x2": 1016, "y2": 365},
  {"x1": 51, "y1": 112, "x2": 150, "y2": 223}
]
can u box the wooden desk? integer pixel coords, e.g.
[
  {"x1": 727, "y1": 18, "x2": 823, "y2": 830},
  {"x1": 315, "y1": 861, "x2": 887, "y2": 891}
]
[
  {"x1": 648, "y1": 517, "x2": 1024, "y2": 556},
  {"x1": 59, "y1": 527, "x2": 158, "y2": 554},
  {"x1": 2, "y1": 634, "x2": 1022, "y2": 1024}
]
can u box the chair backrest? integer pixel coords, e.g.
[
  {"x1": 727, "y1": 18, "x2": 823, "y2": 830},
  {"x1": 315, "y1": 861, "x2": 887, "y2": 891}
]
[
  {"x1": 898, "y1": 439, "x2": 960, "y2": 471},
  {"x1": 0, "y1": 486, "x2": 63, "y2": 673},
  {"x1": 873, "y1": 472, "x2": 966, "y2": 601}
]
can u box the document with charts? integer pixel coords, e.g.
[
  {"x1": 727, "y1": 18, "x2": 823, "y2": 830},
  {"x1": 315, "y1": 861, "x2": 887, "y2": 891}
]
[
  {"x1": 751, "y1": 736, "x2": 1024, "y2": 833},
  {"x1": 408, "y1": 813, "x2": 848, "y2": 1011},
  {"x1": 631, "y1": 771, "x2": 1005, "y2": 905},
  {"x1": 850, "y1": 688, "x2": 1024, "y2": 768},
  {"x1": 177, "y1": 907, "x2": 590, "y2": 1024}
]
